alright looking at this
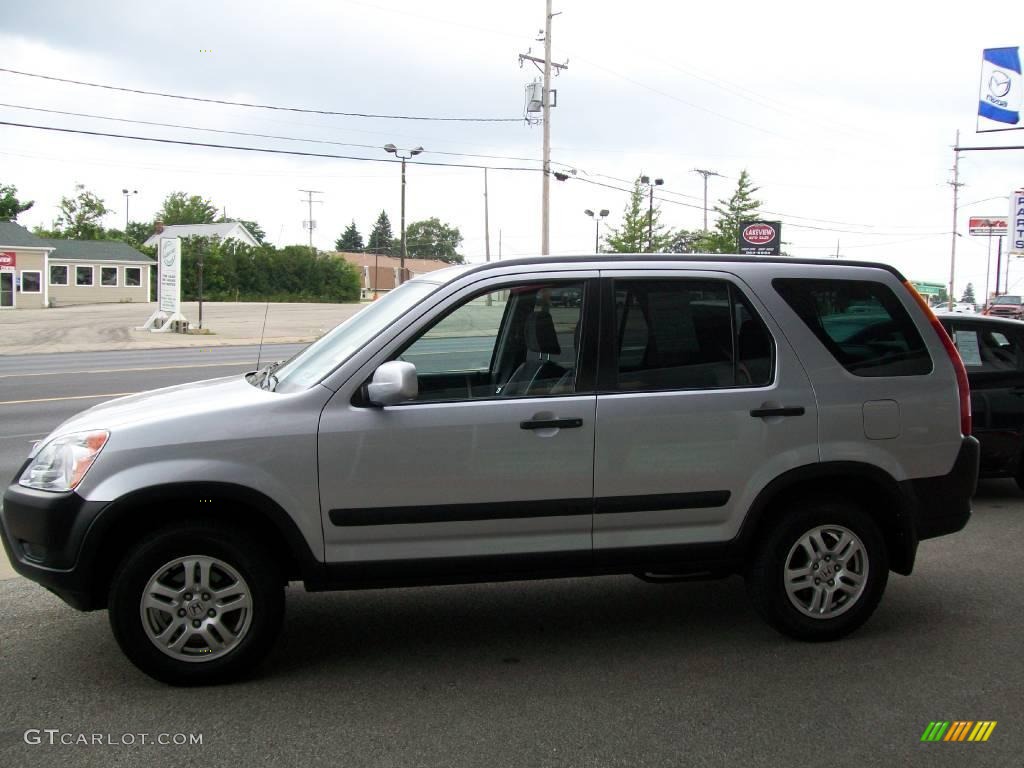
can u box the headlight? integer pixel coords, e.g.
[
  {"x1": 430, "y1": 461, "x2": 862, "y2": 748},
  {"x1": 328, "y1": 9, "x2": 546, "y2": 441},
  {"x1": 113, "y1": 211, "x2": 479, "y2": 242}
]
[{"x1": 19, "y1": 430, "x2": 110, "y2": 492}]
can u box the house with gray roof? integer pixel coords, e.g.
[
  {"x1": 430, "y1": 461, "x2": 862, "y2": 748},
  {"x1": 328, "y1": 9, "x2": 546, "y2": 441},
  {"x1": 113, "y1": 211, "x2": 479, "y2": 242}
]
[
  {"x1": 0, "y1": 220, "x2": 155, "y2": 309},
  {"x1": 143, "y1": 221, "x2": 259, "y2": 248}
]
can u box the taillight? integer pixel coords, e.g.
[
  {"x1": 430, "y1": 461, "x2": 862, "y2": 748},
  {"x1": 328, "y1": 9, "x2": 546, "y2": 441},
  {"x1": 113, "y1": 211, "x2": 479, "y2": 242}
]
[{"x1": 902, "y1": 281, "x2": 971, "y2": 436}]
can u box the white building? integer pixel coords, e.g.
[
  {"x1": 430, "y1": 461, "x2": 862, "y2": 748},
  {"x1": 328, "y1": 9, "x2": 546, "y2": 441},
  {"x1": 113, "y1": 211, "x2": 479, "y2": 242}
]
[{"x1": 143, "y1": 221, "x2": 260, "y2": 248}]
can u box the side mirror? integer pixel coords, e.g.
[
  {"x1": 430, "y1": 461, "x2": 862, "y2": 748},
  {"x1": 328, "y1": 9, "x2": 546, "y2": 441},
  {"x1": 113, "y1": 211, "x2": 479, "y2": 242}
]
[{"x1": 366, "y1": 360, "x2": 418, "y2": 406}]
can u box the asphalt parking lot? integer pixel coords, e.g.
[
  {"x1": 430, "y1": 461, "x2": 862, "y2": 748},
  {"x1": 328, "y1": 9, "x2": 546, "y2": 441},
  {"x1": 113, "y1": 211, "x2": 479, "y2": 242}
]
[{"x1": 1, "y1": 480, "x2": 1021, "y2": 768}]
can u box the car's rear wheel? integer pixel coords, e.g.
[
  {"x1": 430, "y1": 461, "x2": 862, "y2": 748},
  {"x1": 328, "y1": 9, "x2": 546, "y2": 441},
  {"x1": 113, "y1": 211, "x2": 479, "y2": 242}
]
[
  {"x1": 108, "y1": 521, "x2": 284, "y2": 685},
  {"x1": 746, "y1": 499, "x2": 888, "y2": 641}
]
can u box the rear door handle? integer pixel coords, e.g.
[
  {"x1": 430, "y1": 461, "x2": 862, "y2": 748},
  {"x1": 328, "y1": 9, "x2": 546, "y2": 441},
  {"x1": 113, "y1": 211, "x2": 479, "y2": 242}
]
[
  {"x1": 750, "y1": 406, "x2": 805, "y2": 418},
  {"x1": 520, "y1": 418, "x2": 583, "y2": 430}
]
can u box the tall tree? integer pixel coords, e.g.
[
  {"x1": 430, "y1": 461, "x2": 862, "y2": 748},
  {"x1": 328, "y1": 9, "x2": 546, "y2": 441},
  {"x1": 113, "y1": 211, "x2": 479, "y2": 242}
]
[
  {"x1": 960, "y1": 283, "x2": 976, "y2": 304},
  {"x1": 696, "y1": 170, "x2": 762, "y2": 253},
  {"x1": 366, "y1": 210, "x2": 394, "y2": 254},
  {"x1": 335, "y1": 220, "x2": 364, "y2": 251},
  {"x1": 405, "y1": 217, "x2": 464, "y2": 263},
  {"x1": 604, "y1": 175, "x2": 674, "y2": 253},
  {"x1": 45, "y1": 183, "x2": 109, "y2": 240},
  {"x1": 157, "y1": 191, "x2": 218, "y2": 225},
  {"x1": 0, "y1": 183, "x2": 33, "y2": 221}
]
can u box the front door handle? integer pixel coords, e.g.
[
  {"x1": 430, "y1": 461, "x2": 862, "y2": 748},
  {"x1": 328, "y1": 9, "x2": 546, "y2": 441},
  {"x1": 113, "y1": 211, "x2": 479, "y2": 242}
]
[
  {"x1": 520, "y1": 418, "x2": 583, "y2": 430},
  {"x1": 750, "y1": 406, "x2": 805, "y2": 418}
]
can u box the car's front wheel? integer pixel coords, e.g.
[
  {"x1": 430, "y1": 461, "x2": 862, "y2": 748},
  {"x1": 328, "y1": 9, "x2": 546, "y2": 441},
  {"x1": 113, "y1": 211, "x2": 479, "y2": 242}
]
[
  {"x1": 746, "y1": 499, "x2": 888, "y2": 641},
  {"x1": 108, "y1": 521, "x2": 284, "y2": 685}
]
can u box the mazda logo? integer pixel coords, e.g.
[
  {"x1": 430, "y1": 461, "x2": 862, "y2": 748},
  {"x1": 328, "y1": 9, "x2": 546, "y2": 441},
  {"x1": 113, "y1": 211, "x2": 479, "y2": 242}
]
[{"x1": 989, "y1": 70, "x2": 1012, "y2": 98}]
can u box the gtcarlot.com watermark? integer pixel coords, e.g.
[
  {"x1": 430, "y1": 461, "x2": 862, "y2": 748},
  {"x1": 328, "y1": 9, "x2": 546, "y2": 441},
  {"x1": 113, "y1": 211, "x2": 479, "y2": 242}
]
[{"x1": 24, "y1": 729, "x2": 203, "y2": 747}]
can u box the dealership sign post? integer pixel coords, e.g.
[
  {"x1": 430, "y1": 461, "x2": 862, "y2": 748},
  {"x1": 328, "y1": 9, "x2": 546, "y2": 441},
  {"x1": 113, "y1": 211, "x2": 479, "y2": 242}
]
[
  {"x1": 737, "y1": 221, "x2": 782, "y2": 256},
  {"x1": 136, "y1": 237, "x2": 189, "y2": 332}
]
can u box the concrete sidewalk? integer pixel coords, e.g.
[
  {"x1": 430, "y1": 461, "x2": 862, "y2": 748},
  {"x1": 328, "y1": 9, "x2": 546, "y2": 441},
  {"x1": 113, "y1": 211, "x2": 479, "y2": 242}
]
[{"x1": 0, "y1": 301, "x2": 365, "y2": 355}]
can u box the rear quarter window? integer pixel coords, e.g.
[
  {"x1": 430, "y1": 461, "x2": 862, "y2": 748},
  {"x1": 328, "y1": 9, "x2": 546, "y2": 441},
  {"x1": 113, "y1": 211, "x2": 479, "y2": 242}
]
[{"x1": 773, "y1": 278, "x2": 932, "y2": 377}]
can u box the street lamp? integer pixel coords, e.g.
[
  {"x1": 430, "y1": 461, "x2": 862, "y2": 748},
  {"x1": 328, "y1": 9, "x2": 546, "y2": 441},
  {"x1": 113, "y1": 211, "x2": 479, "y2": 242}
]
[
  {"x1": 584, "y1": 208, "x2": 609, "y2": 253},
  {"x1": 121, "y1": 188, "x2": 138, "y2": 231},
  {"x1": 384, "y1": 143, "x2": 424, "y2": 284},
  {"x1": 640, "y1": 175, "x2": 663, "y2": 252}
]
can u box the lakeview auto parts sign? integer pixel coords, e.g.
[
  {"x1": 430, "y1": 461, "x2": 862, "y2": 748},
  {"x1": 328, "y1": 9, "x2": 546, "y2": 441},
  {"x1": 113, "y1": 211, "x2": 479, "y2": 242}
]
[
  {"x1": 1013, "y1": 189, "x2": 1024, "y2": 256},
  {"x1": 738, "y1": 221, "x2": 782, "y2": 256}
]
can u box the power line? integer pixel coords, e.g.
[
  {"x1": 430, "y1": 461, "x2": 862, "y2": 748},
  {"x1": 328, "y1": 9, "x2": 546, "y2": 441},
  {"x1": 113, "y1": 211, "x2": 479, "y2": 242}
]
[
  {"x1": 0, "y1": 67, "x2": 522, "y2": 123},
  {"x1": 0, "y1": 120, "x2": 545, "y2": 172},
  {"x1": 0, "y1": 102, "x2": 553, "y2": 165}
]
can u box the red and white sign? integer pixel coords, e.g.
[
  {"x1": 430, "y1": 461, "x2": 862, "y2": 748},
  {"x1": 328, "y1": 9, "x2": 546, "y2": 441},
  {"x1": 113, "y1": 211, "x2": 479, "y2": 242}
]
[
  {"x1": 1013, "y1": 189, "x2": 1024, "y2": 256},
  {"x1": 742, "y1": 224, "x2": 776, "y2": 245},
  {"x1": 968, "y1": 216, "x2": 1008, "y2": 236},
  {"x1": 0, "y1": 251, "x2": 15, "y2": 272}
]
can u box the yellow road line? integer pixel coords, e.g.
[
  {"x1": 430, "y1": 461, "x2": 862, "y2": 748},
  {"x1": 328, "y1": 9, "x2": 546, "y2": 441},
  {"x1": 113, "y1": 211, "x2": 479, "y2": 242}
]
[
  {"x1": 0, "y1": 362, "x2": 247, "y2": 379},
  {"x1": 0, "y1": 392, "x2": 138, "y2": 406}
]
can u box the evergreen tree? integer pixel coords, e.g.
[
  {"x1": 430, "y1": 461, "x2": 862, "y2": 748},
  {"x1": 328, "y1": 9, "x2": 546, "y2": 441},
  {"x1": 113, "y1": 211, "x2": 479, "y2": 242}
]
[
  {"x1": 960, "y1": 283, "x2": 976, "y2": 304},
  {"x1": 335, "y1": 220, "x2": 364, "y2": 251},
  {"x1": 366, "y1": 211, "x2": 394, "y2": 255},
  {"x1": 696, "y1": 170, "x2": 762, "y2": 253},
  {"x1": 604, "y1": 176, "x2": 674, "y2": 253}
]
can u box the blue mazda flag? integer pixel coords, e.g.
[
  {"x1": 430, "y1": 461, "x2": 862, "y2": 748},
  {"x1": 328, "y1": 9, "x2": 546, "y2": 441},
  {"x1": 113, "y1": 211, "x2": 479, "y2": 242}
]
[{"x1": 978, "y1": 47, "x2": 1022, "y2": 131}]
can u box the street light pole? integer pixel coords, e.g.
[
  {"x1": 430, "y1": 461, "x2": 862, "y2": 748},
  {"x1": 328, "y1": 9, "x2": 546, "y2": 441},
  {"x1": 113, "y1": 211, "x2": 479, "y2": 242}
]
[
  {"x1": 384, "y1": 143, "x2": 424, "y2": 284},
  {"x1": 121, "y1": 188, "x2": 137, "y2": 231},
  {"x1": 640, "y1": 175, "x2": 663, "y2": 252},
  {"x1": 584, "y1": 208, "x2": 609, "y2": 253}
]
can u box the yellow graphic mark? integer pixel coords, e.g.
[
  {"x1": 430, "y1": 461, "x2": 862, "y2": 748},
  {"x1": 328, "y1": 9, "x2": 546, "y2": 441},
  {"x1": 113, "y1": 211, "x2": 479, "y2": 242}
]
[
  {"x1": 968, "y1": 722, "x2": 997, "y2": 742},
  {"x1": 941, "y1": 721, "x2": 996, "y2": 742}
]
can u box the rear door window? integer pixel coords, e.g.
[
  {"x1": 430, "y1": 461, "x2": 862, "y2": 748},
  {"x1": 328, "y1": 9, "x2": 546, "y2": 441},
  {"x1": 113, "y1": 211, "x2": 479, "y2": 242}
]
[
  {"x1": 610, "y1": 278, "x2": 773, "y2": 391},
  {"x1": 773, "y1": 278, "x2": 931, "y2": 377}
]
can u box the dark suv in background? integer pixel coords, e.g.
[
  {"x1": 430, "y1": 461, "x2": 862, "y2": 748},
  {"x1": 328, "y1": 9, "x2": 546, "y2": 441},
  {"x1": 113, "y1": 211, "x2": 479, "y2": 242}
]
[{"x1": 940, "y1": 312, "x2": 1024, "y2": 488}]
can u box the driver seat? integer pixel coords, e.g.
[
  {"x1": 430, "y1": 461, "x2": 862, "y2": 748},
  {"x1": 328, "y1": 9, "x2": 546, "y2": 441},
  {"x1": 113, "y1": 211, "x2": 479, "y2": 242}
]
[{"x1": 498, "y1": 310, "x2": 566, "y2": 396}]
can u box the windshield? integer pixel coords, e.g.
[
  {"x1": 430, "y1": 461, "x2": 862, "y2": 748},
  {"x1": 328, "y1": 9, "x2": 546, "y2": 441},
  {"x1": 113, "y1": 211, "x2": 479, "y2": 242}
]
[
  {"x1": 272, "y1": 281, "x2": 439, "y2": 393},
  {"x1": 993, "y1": 295, "x2": 1022, "y2": 306}
]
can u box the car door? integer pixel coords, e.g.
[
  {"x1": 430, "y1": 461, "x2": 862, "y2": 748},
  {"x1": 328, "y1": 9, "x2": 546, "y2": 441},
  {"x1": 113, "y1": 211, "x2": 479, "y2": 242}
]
[
  {"x1": 945, "y1": 319, "x2": 1024, "y2": 476},
  {"x1": 317, "y1": 273, "x2": 598, "y2": 584},
  {"x1": 591, "y1": 270, "x2": 819, "y2": 568}
]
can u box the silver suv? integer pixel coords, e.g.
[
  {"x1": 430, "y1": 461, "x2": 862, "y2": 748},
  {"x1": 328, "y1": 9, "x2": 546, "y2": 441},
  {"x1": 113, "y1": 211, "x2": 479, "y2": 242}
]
[{"x1": 1, "y1": 256, "x2": 979, "y2": 685}]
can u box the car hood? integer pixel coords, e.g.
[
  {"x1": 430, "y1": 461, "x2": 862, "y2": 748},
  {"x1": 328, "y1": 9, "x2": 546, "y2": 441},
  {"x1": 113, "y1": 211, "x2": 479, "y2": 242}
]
[{"x1": 50, "y1": 375, "x2": 272, "y2": 435}]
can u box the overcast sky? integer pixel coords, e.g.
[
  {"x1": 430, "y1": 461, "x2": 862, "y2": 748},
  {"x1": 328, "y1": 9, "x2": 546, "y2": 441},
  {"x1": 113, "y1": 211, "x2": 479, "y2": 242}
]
[{"x1": 1, "y1": 0, "x2": 1022, "y2": 298}]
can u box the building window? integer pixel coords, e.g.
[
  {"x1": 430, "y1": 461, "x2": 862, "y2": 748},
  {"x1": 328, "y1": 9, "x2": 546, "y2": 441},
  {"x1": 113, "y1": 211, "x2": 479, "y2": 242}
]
[
  {"x1": 124, "y1": 267, "x2": 142, "y2": 287},
  {"x1": 101, "y1": 266, "x2": 119, "y2": 287},
  {"x1": 20, "y1": 271, "x2": 42, "y2": 293},
  {"x1": 76, "y1": 266, "x2": 94, "y2": 286},
  {"x1": 49, "y1": 264, "x2": 68, "y2": 286}
]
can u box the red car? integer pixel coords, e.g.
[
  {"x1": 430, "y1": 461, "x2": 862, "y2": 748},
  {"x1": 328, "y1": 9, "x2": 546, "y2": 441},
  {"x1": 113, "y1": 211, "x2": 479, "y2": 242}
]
[{"x1": 985, "y1": 294, "x2": 1024, "y2": 320}]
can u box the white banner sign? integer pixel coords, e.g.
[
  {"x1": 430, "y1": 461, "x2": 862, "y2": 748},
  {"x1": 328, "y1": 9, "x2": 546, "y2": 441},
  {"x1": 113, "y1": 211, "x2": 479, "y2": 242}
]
[
  {"x1": 978, "y1": 47, "x2": 1022, "y2": 132},
  {"x1": 1012, "y1": 189, "x2": 1024, "y2": 256},
  {"x1": 159, "y1": 237, "x2": 181, "y2": 313}
]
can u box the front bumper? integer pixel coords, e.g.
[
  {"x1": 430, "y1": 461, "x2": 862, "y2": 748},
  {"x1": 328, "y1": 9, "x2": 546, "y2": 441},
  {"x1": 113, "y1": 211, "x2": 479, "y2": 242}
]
[{"x1": 1, "y1": 482, "x2": 109, "y2": 611}]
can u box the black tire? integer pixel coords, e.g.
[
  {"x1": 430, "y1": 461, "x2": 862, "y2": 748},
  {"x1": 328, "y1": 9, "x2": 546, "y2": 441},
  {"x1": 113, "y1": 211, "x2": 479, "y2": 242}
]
[
  {"x1": 745, "y1": 499, "x2": 888, "y2": 642},
  {"x1": 108, "y1": 520, "x2": 284, "y2": 686}
]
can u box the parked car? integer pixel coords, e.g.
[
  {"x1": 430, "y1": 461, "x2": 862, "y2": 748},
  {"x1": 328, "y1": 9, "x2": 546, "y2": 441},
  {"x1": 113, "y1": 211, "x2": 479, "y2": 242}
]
[
  {"x1": 984, "y1": 294, "x2": 1024, "y2": 320},
  {"x1": 2, "y1": 256, "x2": 978, "y2": 685},
  {"x1": 939, "y1": 312, "x2": 1024, "y2": 488}
]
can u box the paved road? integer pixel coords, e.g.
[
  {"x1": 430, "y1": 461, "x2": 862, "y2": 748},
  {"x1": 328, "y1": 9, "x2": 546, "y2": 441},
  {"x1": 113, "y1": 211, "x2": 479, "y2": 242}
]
[
  {"x1": 0, "y1": 484, "x2": 1021, "y2": 767},
  {"x1": 1, "y1": 346, "x2": 1022, "y2": 766}
]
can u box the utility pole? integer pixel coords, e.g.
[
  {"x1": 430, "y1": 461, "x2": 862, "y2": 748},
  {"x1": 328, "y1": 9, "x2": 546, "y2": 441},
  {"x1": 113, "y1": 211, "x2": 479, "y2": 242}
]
[
  {"x1": 691, "y1": 169, "x2": 722, "y2": 231},
  {"x1": 947, "y1": 131, "x2": 963, "y2": 311},
  {"x1": 298, "y1": 189, "x2": 323, "y2": 250},
  {"x1": 484, "y1": 168, "x2": 492, "y2": 265},
  {"x1": 519, "y1": 1, "x2": 566, "y2": 256},
  {"x1": 384, "y1": 144, "x2": 423, "y2": 284},
  {"x1": 541, "y1": 0, "x2": 553, "y2": 255}
]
